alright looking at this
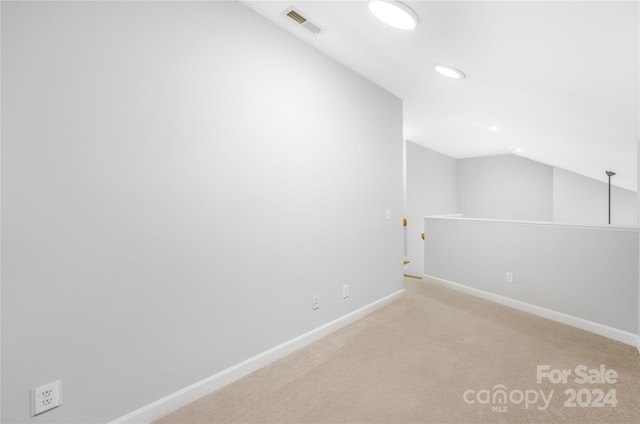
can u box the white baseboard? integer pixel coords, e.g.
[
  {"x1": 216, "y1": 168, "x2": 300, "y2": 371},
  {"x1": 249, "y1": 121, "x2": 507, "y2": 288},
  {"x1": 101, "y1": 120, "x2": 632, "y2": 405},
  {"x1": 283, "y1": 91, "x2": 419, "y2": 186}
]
[
  {"x1": 423, "y1": 274, "x2": 639, "y2": 348},
  {"x1": 107, "y1": 289, "x2": 405, "y2": 424}
]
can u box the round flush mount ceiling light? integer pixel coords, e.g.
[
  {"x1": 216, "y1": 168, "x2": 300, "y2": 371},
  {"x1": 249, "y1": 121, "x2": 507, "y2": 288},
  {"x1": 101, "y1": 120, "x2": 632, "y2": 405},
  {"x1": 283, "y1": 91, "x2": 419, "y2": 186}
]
[
  {"x1": 369, "y1": 1, "x2": 418, "y2": 30},
  {"x1": 489, "y1": 126, "x2": 501, "y2": 133},
  {"x1": 434, "y1": 64, "x2": 465, "y2": 79}
]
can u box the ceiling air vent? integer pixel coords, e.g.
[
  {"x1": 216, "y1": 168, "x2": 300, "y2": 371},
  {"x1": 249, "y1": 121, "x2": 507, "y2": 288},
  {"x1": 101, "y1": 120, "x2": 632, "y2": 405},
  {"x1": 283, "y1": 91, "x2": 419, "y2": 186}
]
[
  {"x1": 286, "y1": 9, "x2": 306, "y2": 24},
  {"x1": 282, "y1": 7, "x2": 324, "y2": 35}
]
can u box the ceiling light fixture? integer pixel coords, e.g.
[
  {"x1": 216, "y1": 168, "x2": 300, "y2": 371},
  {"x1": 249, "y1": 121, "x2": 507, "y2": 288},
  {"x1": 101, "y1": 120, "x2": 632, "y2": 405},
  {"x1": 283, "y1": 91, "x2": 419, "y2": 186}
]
[
  {"x1": 513, "y1": 147, "x2": 523, "y2": 154},
  {"x1": 434, "y1": 64, "x2": 465, "y2": 79},
  {"x1": 368, "y1": 1, "x2": 418, "y2": 30},
  {"x1": 606, "y1": 170, "x2": 616, "y2": 224},
  {"x1": 489, "y1": 126, "x2": 501, "y2": 133}
]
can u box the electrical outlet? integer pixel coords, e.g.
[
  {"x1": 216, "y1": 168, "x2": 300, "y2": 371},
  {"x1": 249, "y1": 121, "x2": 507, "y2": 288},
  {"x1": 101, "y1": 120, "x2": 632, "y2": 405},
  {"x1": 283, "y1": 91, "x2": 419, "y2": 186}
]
[
  {"x1": 506, "y1": 272, "x2": 514, "y2": 284},
  {"x1": 32, "y1": 380, "x2": 62, "y2": 416},
  {"x1": 342, "y1": 284, "x2": 349, "y2": 298},
  {"x1": 312, "y1": 295, "x2": 320, "y2": 310}
]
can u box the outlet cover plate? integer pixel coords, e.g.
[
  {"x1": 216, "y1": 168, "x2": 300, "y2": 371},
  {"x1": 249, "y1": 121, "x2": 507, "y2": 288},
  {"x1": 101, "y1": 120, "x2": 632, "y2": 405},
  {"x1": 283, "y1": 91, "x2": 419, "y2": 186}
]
[{"x1": 32, "y1": 380, "x2": 62, "y2": 416}]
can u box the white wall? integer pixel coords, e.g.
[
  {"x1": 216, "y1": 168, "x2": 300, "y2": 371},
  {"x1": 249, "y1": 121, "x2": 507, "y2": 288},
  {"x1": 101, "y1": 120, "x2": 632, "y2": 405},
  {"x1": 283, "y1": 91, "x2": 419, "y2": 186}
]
[
  {"x1": 553, "y1": 167, "x2": 638, "y2": 226},
  {"x1": 457, "y1": 155, "x2": 553, "y2": 221},
  {"x1": 0, "y1": 2, "x2": 403, "y2": 422},
  {"x1": 405, "y1": 142, "x2": 456, "y2": 275},
  {"x1": 424, "y1": 217, "x2": 639, "y2": 336}
]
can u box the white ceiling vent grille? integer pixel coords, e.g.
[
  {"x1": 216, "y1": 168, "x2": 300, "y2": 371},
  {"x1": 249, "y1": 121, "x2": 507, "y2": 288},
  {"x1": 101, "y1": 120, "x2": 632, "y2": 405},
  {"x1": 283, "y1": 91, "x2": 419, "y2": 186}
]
[{"x1": 282, "y1": 7, "x2": 324, "y2": 35}]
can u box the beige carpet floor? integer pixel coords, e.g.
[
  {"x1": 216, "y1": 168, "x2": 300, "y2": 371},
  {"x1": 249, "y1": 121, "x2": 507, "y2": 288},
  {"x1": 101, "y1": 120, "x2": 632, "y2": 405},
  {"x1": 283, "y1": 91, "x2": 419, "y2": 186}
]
[{"x1": 155, "y1": 277, "x2": 640, "y2": 423}]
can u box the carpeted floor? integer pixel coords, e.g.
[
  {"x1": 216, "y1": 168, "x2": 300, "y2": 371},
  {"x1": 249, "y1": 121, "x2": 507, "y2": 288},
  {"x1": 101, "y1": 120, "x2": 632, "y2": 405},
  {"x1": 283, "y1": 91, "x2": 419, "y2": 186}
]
[{"x1": 155, "y1": 277, "x2": 640, "y2": 423}]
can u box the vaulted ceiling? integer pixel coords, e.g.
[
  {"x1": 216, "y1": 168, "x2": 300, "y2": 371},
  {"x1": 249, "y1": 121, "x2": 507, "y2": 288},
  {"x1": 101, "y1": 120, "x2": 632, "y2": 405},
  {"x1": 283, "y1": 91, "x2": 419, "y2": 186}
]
[{"x1": 242, "y1": 1, "x2": 639, "y2": 191}]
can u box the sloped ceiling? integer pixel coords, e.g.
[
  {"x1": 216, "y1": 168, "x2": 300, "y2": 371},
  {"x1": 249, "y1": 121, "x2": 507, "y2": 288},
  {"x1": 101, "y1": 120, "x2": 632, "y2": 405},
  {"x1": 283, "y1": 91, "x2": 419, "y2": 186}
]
[{"x1": 242, "y1": 0, "x2": 639, "y2": 191}]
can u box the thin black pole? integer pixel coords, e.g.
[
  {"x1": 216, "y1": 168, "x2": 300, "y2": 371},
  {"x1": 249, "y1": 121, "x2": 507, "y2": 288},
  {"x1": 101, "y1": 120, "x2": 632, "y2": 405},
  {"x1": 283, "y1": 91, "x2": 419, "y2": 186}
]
[{"x1": 606, "y1": 171, "x2": 616, "y2": 225}]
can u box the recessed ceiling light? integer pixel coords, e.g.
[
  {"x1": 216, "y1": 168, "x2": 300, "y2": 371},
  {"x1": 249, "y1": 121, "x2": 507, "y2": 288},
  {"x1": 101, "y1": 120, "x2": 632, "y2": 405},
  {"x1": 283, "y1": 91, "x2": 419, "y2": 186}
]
[
  {"x1": 489, "y1": 126, "x2": 501, "y2": 133},
  {"x1": 434, "y1": 64, "x2": 465, "y2": 79},
  {"x1": 369, "y1": 1, "x2": 418, "y2": 30},
  {"x1": 513, "y1": 147, "x2": 523, "y2": 154}
]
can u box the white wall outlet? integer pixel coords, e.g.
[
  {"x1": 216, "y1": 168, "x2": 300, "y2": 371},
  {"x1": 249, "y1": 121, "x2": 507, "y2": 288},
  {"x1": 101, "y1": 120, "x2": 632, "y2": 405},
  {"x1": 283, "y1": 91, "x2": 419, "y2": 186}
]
[
  {"x1": 506, "y1": 272, "x2": 514, "y2": 284},
  {"x1": 342, "y1": 284, "x2": 349, "y2": 298},
  {"x1": 386, "y1": 209, "x2": 392, "y2": 220},
  {"x1": 312, "y1": 295, "x2": 320, "y2": 310},
  {"x1": 32, "y1": 380, "x2": 62, "y2": 416}
]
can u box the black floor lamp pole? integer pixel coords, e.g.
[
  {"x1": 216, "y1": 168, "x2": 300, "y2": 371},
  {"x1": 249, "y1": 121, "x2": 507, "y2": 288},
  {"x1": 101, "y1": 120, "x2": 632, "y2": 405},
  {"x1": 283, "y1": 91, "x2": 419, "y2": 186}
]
[{"x1": 606, "y1": 171, "x2": 616, "y2": 225}]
